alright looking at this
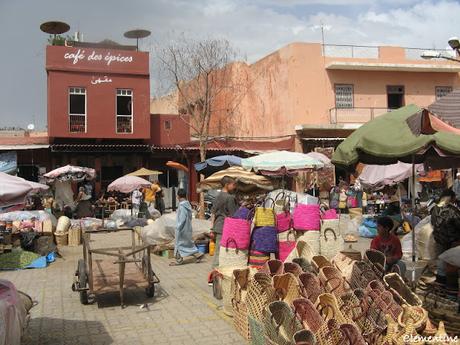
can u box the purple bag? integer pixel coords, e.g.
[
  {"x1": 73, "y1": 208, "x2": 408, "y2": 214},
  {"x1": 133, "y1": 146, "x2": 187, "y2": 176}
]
[
  {"x1": 251, "y1": 226, "x2": 278, "y2": 253},
  {"x1": 233, "y1": 207, "x2": 252, "y2": 220}
]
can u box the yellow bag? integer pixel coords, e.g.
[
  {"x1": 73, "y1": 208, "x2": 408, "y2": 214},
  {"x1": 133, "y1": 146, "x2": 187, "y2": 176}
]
[{"x1": 254, "y1": 198, "x2": 275, "y2": 227}]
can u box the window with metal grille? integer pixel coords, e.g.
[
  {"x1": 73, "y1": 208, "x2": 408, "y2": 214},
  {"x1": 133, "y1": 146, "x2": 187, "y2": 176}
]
[
  {"x1": 335, "y1": 85, "x2": 353, "y2": 109},
  {"x1": 435, "y1": 86, "x2": 452, "y2": 100},
  {"x1": 116, "y1": 89, "x2": 133, "y2": 133},
  {"x1": 164, "y1": 120, "x2": 171, "y2": 130},
  {"x1": 69, "y1": 87, "x2": 86, "y2": 133}
]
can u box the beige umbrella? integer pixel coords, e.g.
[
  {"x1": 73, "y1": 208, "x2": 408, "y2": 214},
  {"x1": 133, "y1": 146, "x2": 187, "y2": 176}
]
[
  {"x1": 197, "y1": 166, "x2": 274, "y2": 193},
  {"x1": 128, "y1": 167, "x2": 163, "y2": 176}
]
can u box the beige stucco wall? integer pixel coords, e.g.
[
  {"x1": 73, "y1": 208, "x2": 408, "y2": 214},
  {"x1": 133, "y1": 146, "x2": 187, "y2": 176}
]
[{"x1": 150, "y1": 90, "x2": 179, "y2": 114}]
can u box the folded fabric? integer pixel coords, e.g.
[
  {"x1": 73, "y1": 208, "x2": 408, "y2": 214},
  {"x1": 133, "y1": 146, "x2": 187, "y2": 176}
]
[{"x1": 359, "y1": 225, "x2": 378, "y2": 238}]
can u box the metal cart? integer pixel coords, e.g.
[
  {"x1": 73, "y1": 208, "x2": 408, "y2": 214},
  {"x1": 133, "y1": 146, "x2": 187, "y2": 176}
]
[{"x1": 72, "y1": 227, "x2": 160, "y2": 308}]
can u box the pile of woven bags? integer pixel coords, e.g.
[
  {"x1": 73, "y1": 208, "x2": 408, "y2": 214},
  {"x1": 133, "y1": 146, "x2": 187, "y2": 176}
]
[{"x1": 216, "y1": 195, "x2": 452, "y2": 344}]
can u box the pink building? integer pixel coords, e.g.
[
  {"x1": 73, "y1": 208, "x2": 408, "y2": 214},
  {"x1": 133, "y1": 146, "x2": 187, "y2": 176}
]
[{"x1": 152, "y1": 42, "x2": 460, "y2": 148}]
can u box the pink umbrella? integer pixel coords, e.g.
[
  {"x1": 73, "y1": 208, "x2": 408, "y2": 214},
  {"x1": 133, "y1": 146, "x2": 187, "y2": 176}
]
[
  {"x1": 44, "y1": 165, "x2": 96, "y2": 183},
  {"x1": 107, "y1": 175, "x2": 151, "y2": 194},
  {"x1": 0, "y1": 172, "x2": 49, "y2": 208}
]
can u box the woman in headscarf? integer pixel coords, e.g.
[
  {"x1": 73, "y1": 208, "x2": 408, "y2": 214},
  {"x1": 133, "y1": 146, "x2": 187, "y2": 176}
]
[{"x1": 75, "y1": 186, "x2": 93, "y2": 219}]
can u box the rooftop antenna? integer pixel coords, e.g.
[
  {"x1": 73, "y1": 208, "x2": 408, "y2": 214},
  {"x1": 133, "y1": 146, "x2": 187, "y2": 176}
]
[
  {"x1": 312, "y1": 22, "x2": 331, "y2": 56},
  {"x1": 40, "y1": 21, "x2": 70, "y2": 44},
  {"x1": 124, "y1": 29, "x2": 151, "y2": 51}
]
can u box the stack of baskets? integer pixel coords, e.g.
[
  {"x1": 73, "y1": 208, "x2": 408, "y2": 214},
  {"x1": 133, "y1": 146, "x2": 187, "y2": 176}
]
[
  {"x1": 220, "y1": 245, "x2": 450, "y2": 345},
  {"x1": 54, "y1": 216, "x2": 70, "y2": 246}
]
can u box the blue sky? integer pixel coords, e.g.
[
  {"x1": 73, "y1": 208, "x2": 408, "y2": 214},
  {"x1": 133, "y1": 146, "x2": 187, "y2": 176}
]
[{"x1": 0, "y1": 0, "x2": 458, "y2": 128}]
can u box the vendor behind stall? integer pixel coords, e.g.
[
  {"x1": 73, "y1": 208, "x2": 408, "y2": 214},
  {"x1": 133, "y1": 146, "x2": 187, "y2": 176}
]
[
  {"x1": 431, "y1": 189, "x2": 460, "y2": 289},
  {"x1": 75, "y1": 186, "x2": 93, "y2": 219},
  {"x1": 371, "y1": 216, "x2": 405, "y2": 275}
]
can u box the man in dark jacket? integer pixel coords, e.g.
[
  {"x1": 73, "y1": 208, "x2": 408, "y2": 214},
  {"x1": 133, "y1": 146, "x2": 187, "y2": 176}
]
[{"x1": 431, "y1": 189, "x2": 460, "y2": 289}]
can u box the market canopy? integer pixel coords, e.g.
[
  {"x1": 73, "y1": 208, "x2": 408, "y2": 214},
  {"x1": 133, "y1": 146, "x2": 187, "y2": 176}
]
[
  {"x1": 107, "y1": 175, "x2": 151, "y2": 194},
  {"x1": 44, "y1": 165, "x2": 96, "y2": 183},
  {"x1": 331, "y1": 104, "x2": 460, "y2": 169},
  {"x1": 166, "y1": 161, "x2": 189, "y2": 172},
  {"x1": 241, "y1": 150, "x2": 324, "y2": 175},
  {"x1": 358, "y1": 162, "x2": 424, "y2": 190},
  {"x1": 197, "y1": 166, "x2": 274, "y2": 193},
  {"x1": 0, "y1": 172, "x2": 49, "y2": 208},
  {"x1": 305, "y1": 152, "x2": 331, "y2": 165},
  {"x1": 128, "y1": 168, "x2": 163, "y2": 176},
  {"x1": 194, "y1": 155, "x2": 242, "y2": 175}
]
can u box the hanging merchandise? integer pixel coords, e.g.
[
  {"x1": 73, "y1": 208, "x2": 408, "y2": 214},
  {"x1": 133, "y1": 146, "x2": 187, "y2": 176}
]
[
  {"x1": 320, "y1": 219, "x2": 344, "y2": 259},
  {"x1": 274, "y1": 195, "x2": 292, "y2": 233},
  {"x1": 278, "y1": 230, "x2": 296, "y2": 262},
  {"x1": 221, "y1": 213, "x2": 252, "y2": 250},
  {"x1": 218, "y1": 244, "x2": 248, "y2": 269},
  {"x1": 248, "y1": 249, "x2": 270, "y2": 269},
  {"x1": 251, "y1": 226, "x2": 278, "y2": 253},
  {"x1": 254, "y1": 198, "x2": 275, "y2": 227},
  {"x1": 292, "y1": 204, "x2": 320, "y2": 231}
]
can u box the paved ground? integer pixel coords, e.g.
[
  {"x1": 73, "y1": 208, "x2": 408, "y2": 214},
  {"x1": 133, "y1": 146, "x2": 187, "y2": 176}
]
[{"x1": 0, "y1": 231, "x2": 244, "y2": 345}]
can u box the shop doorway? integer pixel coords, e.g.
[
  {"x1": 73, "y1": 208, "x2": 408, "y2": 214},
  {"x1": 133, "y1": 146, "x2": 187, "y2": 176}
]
[{"x1": 387, "y1": 85, "x2": 405, "y2": 109}]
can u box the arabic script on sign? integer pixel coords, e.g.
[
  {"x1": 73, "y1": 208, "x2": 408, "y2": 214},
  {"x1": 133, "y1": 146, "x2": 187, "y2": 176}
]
[
  {"x1": 91, "y1": 76, "x2": 113, "y2": 85},
  {"x1": 64, "y1": 49, "x2": 134, "y2": 66}
]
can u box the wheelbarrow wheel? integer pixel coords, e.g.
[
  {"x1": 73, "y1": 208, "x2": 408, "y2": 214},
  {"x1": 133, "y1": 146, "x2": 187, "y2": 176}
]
[
  {"x1": 77, "y1": 259, "x2": 89, "y2": 305},
  {"x1": 145, "y1": 284, "x2": 155, "y2": 298}
]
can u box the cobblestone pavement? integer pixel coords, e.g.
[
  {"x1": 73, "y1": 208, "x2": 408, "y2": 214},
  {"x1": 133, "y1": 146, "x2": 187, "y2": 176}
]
[{"x1": 0, "y1": 231, "x2": 244, "y2": 345}]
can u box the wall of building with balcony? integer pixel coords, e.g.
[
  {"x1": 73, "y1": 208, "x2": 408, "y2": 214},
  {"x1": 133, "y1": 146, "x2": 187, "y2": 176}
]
[
  {"x1": 198, "y1": 42, "x2": 460, "y2": 137},
  {"x1": 46, "y1": 45, "x2": 150, "y2": 140}
]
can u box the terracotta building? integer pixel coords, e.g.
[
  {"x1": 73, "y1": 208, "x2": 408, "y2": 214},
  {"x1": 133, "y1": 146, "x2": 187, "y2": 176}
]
[{"x1": 151, "y1": 42, "x2": 460, "y2": 149}]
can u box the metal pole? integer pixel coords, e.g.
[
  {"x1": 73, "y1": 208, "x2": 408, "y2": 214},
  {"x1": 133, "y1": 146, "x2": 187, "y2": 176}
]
[{"x1": 411, "y1": 155, "x2": 416, "y2": 263}]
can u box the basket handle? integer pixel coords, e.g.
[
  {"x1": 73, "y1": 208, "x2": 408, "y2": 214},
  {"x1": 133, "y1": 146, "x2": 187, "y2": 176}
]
[
  {"x1": 318, "y1": 303, "x2": 335, "y2": 319},
  {"x1": 274, "y1": 287, "x2": 287, "y2": 301},
  {"x1": 225, "y1": 237, "x2": 239, "y2": 253},
  {"x1": 274, "y1": 191, "x2": 285, "y2": 201}
]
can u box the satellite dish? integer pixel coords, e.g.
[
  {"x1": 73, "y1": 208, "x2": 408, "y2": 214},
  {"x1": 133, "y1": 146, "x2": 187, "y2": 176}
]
[
  {"x1": 40, "y1": 21, "x2": 70, "y2": 35},
  {"x1": 123, "y1": 29, "x2": 151, "y2": 51},
  {"x1": 27, "y1": 124, "x2": 35, "y2": 131}
]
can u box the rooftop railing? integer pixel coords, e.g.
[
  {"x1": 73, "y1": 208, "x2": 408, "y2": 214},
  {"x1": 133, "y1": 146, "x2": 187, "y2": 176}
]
[{"x1": 323, "y1": 44, "x2": 455, "y2": 61}]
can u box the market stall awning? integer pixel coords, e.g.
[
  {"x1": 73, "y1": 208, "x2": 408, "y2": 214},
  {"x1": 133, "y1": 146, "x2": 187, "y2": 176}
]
[
  {"x1": 128, "y1": 168, "x2": 163, "y2": 176},
  {"x1": 44, "y1": 165, "x2": 96, "y2": 183},
  {"x1": 194, "y1": 155, "x2": 242, "y2": 175},
  {"x1": 331, "y1": 104, "x2": 460, "y2": 169},
  {"x1": 107, "y1": 175, "x2": 151, "y2": 193},
  {"x1": 358, "y1": 161, "x2": 424, "y2": 189},
  {"x1": 241, "y1": 150, "x2": 324, "y2": 175},
  {"x1": 197, "y1": 166, "x2": 274, "y2": 193},
  {"x1": 0, "y1": 172, "x2": 49, "y2": 208}
]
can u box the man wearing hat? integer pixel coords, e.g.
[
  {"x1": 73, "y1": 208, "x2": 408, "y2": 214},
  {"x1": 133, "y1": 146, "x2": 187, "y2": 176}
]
[{"x1": 453, "y1": 172, "x2": 460, "y2": 201}]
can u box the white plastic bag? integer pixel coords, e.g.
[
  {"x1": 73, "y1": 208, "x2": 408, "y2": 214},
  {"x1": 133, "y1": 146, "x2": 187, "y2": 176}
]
[
  {"x1": 439, "y1": 245, "x2": 460, "y2": 267},
  {"x1": 401, "y1": 216, "x2": 436, "y2": 260}
]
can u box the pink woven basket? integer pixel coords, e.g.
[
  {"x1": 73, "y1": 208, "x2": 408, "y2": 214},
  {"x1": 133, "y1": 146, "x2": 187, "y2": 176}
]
[
  {"x1": 278, "y1": 230, "x2": 296, "y2": 262},
  {"x1": 276, "y1": 211, "x2": 291, "y2": 233},
  {"x1": 292, "y1": 204, "x2": 321, "y2": 231},
  {"x1": 221, "y1": 217, "x2": 251, "y2": 250}
]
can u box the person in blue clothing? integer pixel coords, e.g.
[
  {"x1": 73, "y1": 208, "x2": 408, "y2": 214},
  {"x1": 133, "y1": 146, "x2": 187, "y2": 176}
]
[{"x1": 171, "y1": 188, "x2": 204, "y2": 265}]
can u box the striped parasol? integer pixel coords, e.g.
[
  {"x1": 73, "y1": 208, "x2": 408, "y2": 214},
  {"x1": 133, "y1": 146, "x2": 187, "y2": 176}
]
[{"x1": 197, "y1": 166, "x2": 274, "y2": 192}]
